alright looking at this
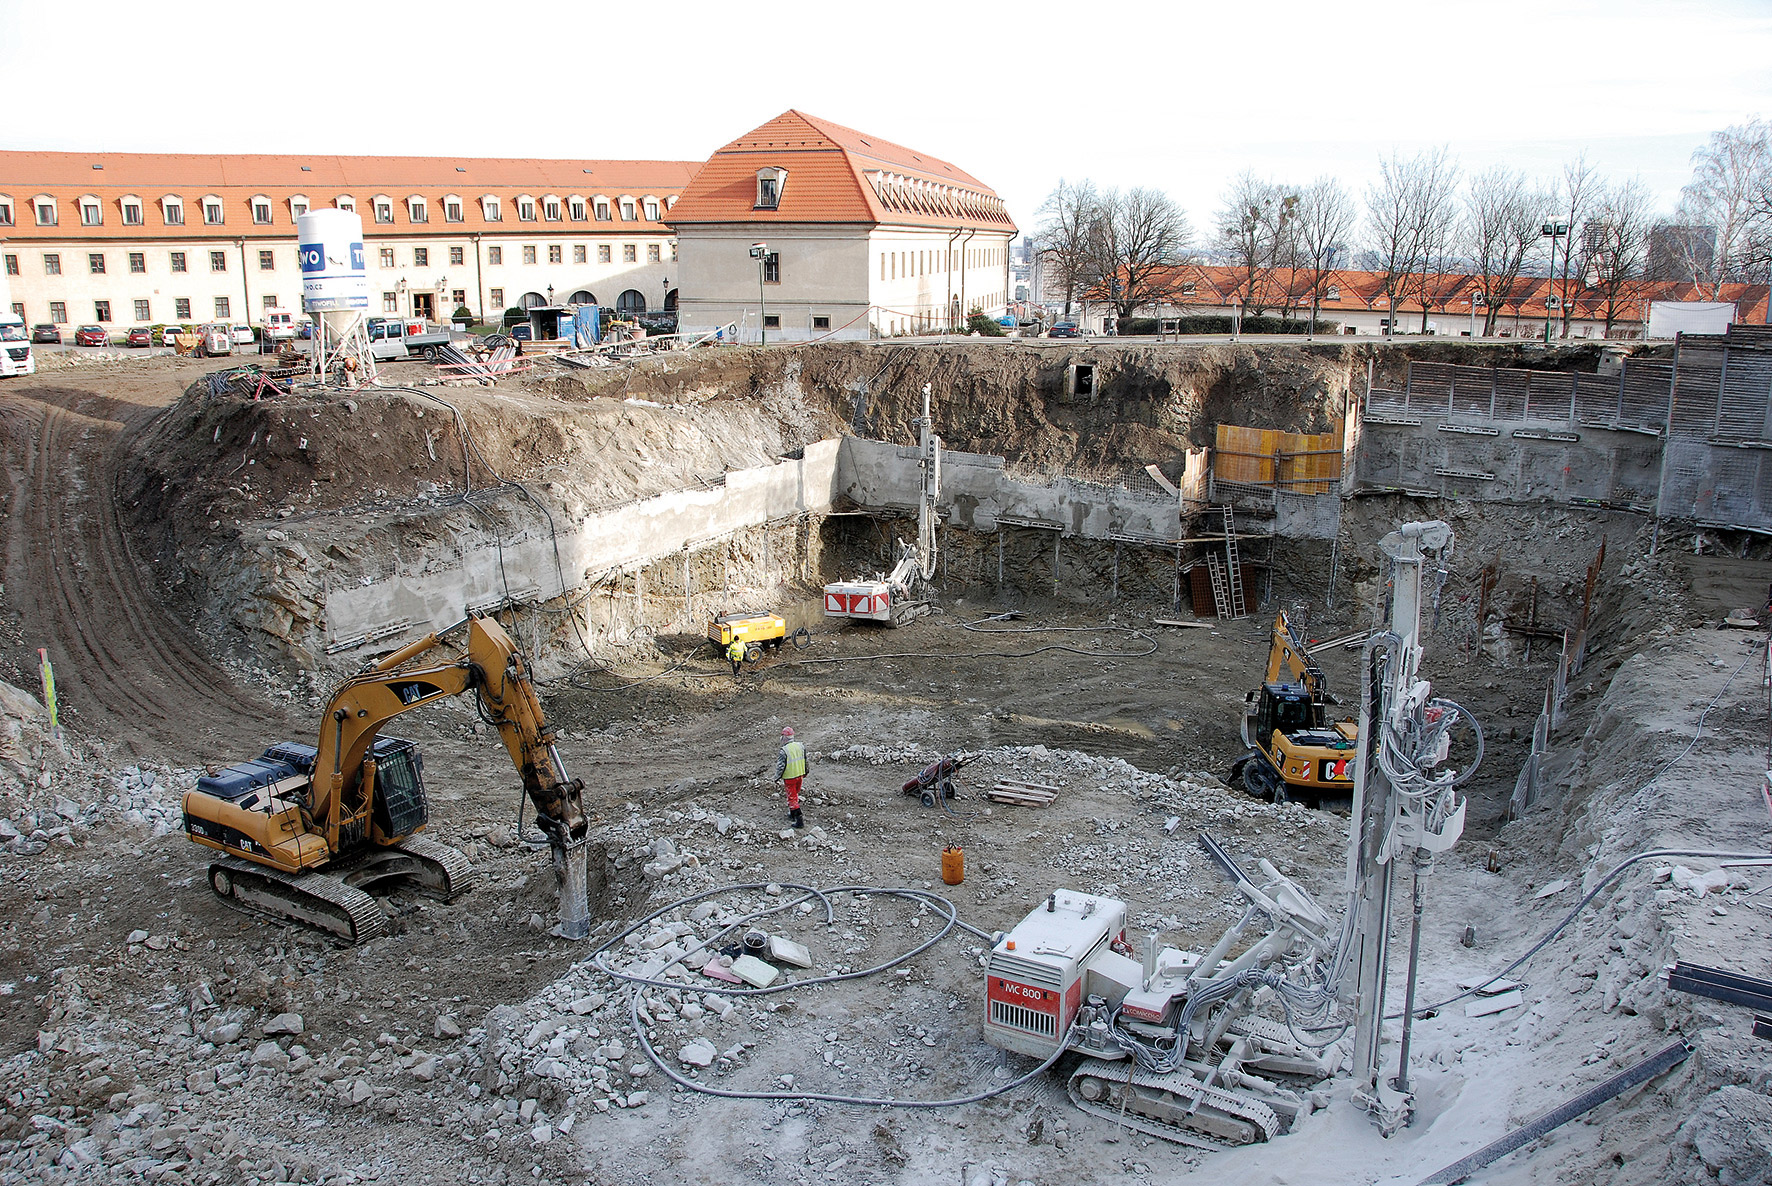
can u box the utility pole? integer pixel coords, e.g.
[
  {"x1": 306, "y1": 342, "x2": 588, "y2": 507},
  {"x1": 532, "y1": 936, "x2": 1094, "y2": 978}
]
[{"x1": 750, "y1": 241, "x2": 769, "y2": 346}]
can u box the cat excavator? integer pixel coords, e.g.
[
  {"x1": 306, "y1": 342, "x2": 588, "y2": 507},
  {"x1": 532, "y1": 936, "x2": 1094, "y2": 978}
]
[
  {"x1": 182, "y1": 615, "x2": 589, "y2": 944},
  {"x1": 1229, "y1": 611, "x2": 1358, "y2": 807}
]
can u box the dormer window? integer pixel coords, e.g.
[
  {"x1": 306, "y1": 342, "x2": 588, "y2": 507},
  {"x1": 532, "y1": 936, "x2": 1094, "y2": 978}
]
[
  {"x1": 407, "y1": 196, "x2": 428, "y2": 223},
  {"x1": 288, "y1": 195, "x2": 308, "y2": 219},
  {"x1": 251, "y1": 196, "x2": 272, "y2": 225},
  {"x1": 516, "y1": 196, "x2": 536, "y2": 221},
  {"x1": 642, "y1": 197, "x2": 659, "y2": 221},
  {"x1": 79, "y1": 196, "x2": 102, "y2": 226},
  {"x1": 201, "y1": 196, "x2": 224, "y2": 225},
  {"x1": 1325, "y1": 285, "x2": 1339, "y2": 300},
  {"x1": 120, "y1": 196, "x2": 142, "y2": 225},
  {"x1": 160, "y1": 196, "x2": 183, "y2": 226},
  {"x1": 335, "y1": 195, "x2": 355, "y2": 212},
  {"x1": 593, "y1": 198, "x2": 611, "y2": 221},
  {"x1": 443, "y1": 195, "x2": 463, "y2": 222},
  {"x1": 1181, "y1": 282, "x2": 1196, "y2": 297},
  {"x1": 569, "y1": 197, "x2": 586, "y2": 221},
  {"x1": 619, "y1": 197, "x2": 636, "y2": 221},
  {"x1": 543, "y1": 196, "x2": 561, "y2": 221},
  {"x1": 0, "y1": 196, "x2": 13, "y2": 227},
  {"x1": 373, "y1": 195, "x2": 393, "y2": 224},
  {"x1": 755, "y1": 168, "x2": 786, "y2": 210},
  {"x1": 481, "y1": 195, "x2": 502, "y2": 222}
]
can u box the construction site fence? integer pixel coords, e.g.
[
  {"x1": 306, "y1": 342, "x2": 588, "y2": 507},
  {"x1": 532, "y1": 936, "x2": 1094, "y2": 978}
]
[
  {"x1": 1000, "y1": 460, "x2": 1174, "y2": 500},
  {"x1": 1366, "y1": 357, "x2": 1676, "y2": 431}
]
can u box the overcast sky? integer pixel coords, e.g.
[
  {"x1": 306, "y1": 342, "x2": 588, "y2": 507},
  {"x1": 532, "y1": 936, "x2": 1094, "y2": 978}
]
[{"x1": 3, "y1": 0, "x2": 1768, "y2": 244}]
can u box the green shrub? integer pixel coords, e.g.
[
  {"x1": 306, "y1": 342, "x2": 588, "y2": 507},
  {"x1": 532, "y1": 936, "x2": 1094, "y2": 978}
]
[
  {"x1": 501, "y1": 306, "x2": 527, "y2": 328},
  {"x1": 452, "y1": 305, "x2": 474, "y2": 323},
  {"x1": 966, "y1": 311, "x2": 1006, "y2": 336}
]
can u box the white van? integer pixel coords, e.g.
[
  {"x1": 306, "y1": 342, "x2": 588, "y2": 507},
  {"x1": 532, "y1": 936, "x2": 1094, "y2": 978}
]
[
  {"x1": 261, "y1": 311, "x2": 297, "y2": 345},
  {"x1": 0, "y1": 314, "x2": 34, "y2": 377}
]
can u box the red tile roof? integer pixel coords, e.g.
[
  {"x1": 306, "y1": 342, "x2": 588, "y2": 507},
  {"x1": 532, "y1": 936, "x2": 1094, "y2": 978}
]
[{"x1": 665, "y1": 110, "x2": 1015, "y2": 232}]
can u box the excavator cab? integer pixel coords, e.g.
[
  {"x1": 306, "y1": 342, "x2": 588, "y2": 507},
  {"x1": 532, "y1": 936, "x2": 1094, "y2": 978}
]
[{"x1": 1253, "y1": 683, "x2": 1319, "y2": 742}]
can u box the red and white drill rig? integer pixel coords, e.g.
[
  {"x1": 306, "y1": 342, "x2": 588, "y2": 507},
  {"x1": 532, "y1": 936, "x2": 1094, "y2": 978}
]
[
  {"x1": 824, "y1": 384, "x2": 939, "y2": 627},
  {"x1": 982, "y1": 521, "x2": 1480, "y2": 1149}
]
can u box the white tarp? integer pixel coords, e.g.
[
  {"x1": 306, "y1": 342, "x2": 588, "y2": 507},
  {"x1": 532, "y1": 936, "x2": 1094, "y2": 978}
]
[{"x1": 1648, "y1": 300, "x2": 1737, "y2": 339}]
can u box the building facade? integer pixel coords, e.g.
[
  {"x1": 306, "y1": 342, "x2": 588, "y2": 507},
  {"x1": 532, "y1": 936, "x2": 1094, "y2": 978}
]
[
  {"x1": 665, "y1": 111, "x2": 1016, "y2": 342},
  {"x1": 0, "y1": 153, "x2": 698, "y2": 330}
]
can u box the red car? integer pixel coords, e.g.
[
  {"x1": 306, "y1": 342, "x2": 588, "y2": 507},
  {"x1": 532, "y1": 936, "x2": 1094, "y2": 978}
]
[
  {"x1": 74, "y1": 325, "x2": 109, "y2": 347},
  {"x1": 124, "y1": 326, "x2": 154, "y2": 348}
]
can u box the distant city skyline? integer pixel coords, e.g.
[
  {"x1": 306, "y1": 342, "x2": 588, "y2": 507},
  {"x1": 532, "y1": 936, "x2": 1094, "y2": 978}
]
[{"x1": 2, "y1": 0, "x2": 1767, "y2": 246}]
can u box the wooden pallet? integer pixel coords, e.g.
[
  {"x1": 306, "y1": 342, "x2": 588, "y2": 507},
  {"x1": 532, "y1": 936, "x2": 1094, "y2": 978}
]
[{"x1": 988, "y1": 779, "x2": 1059, "y2": 807}]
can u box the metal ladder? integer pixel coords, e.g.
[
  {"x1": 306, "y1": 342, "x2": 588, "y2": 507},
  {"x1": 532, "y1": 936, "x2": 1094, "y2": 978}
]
[
  {"x1": 1222, "y1": 505, "x2": 1247, "y2": 618},
  {"x1": 1205, "y1": 553, "x2": 1232, "y2": 619}
]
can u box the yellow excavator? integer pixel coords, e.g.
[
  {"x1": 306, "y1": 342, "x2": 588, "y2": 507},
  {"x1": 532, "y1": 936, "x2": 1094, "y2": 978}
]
[
  {"x1": 182, "y1": 615, "x2": 588, "y2": 943},
  {"x1": 1229, "y1": 612, "x2": 1357, "y2": 807}
]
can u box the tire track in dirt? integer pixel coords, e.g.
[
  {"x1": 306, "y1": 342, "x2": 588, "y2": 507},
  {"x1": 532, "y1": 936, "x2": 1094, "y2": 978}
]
[{"x1": 0, "y1": 382, "x2": 291, "y2": 764}]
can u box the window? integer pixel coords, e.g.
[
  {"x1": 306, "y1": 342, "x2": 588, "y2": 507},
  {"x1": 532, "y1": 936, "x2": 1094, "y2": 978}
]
[
  {"x1": 49, "y1": 301, "x2": 66, "y2": 323},
  {"x1": 202, "y1": 198, "x2": 223, "y2": 225},
  {"x1": 594, "y1": 199, "x2": 611, "y2": 221},
  {"x1": 573, "y1": 244, "x2": 586, "y2": 264},
  {"x1": 251, "y1": 198, "x2": 272, "y2": 224},
  {"x1": 548, "y1": 245, "x2": 562, "y2": 264},
  {"x1": 619, "y1": 198, "x2": 635, "y2": 221},
  {"x1": 488, "y1": 246, "x2": 503, "y2": 265},
  {"x1": 210, "y1": 250, "x2": 227, "y2": 273},
  {"x1": 2, "y1": 254, "x2": 14, "y2": 275},
  {"x1": 569, "y1": 198, "x2": 586, "y2": 221},
  {"x1": 43, "y1": 253, "x2": 60, "y2": 275},
  {"x1": 482, "y1": 196, "x2": 502, "y2": 222},
  {"x1": 670, "y1": 241, "x2": 677, "y2": 261},
  {"x1": 259, "y1": 249, "x2": 275, "y2": 271},
  {"x1": 517, "y1": 197, "x2": 536, "y2": 222},
  {"x1": 374, "y1": 197, "x2": 393, "y2": 224},
  {"x1": 170, "y1": 251, "x2": 186, "y2": 273},
  {"x1": 763, "y1": 314, "x2": 780, "y2": 329},
  {"x1": 335, "y1": 195, "x2": 355, "y2": 213},
  {"x1": 36, "y1": 199, "x2": 56, "y2": 226},
  {"x1": 7, "y1": 303, "x2": 19, "y2": 320},
  {"x1": 407, "y1": 197, "x2": 428, "y2": 223},
  {"x1": 93, "y1": 300, "x2": 111, "y2": 322},
  {"x1": 813, "y1": 315, "x2": 831, "y2": 330},
  {"x1": 134, "y1": 299, "x2": 151, "y2": 321},
  {"x1": 643, "y1": 198, "x2": 659, "y2": 221},
  {"x1": 383, "y1": 291, "x2": 397, "y2": 313},
  {"x1": 89, "y1": 253, "x2": 105, "y2": 274},
  {"x1": 622, "y1": 244, "x2": 636, "y2": 263},
  {"x1": 174, "y1": 298, "x2": 190, "y2": 320},
  {"x1": 129, "y1": 252, "x2": 145, "y2": 274},
  {"x1": 263, "y1": 294, "x2": 279, "y2": 310},
  {"x1": 1323, "y1": 285, "x2": 1338, "y2": 300},
  {"x1": 289, "y1": 196, "x2": 308, "y2": 218},
  {"x1": 450, "y1": 246, "x2": 464, "y2": 267},
  {"x1": 523, "y1": 245, "x2": 537, "y2": 265},
  {"x1": 80, "y1": 198, "x2": 102, "y2": 226},
  {"x1": 544, "y1": 198, "x2": 560, "y2": 221},
  {"x1": 647, "y1": 243, "x2": 660, "y2": 263},
  {"x1": 597, "y1": 244, "x2": 611, "y2": 264},
  {"x1": 755, "y1": 168, "x2": 786, "y2": 209},
  {"x1": 414, "y1": 247, "x2": 429, "y2": 267},
  {"x1": 0, "y1": 198, "x2": 11, "y2": 226},
  {"x1": 489, "y1": 287, "x2": 504, "y2": 308},
  {"x1": 214, "y1": 297, "x2": 230, "y2": 318},
  {"x1": 444, "y1": 198, "x2": 463, "y2": 223},
  {"x1": 379, "y1": 247, "x2": 395, "y2": 268},
  {"x1": 763, "y1": 252, "x2": 779, "y2": 284},
  {"x1": 451, "y1": 288, "x2": 466, "y2": 307}
]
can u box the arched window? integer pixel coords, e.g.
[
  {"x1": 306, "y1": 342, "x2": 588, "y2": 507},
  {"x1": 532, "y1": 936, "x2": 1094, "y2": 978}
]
[
  {"x1": 615, "y1": 289, "x2": 646, "y2": 314},
  {"x1": 520, "y1": 291, "x2": 546, "y2": 308},
  {"x1": 568, "y1": 289, "x2": 595, "y2": 305}
]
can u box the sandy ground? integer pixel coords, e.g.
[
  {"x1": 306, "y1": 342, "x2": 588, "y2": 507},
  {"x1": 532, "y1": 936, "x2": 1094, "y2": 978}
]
[{"x1": 0, "y1": 356, "x2": 1766, "y2": 1186}]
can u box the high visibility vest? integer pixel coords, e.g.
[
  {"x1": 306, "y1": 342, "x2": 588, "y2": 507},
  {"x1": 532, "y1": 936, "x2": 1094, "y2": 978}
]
[
  {"x1": 728, "y1": 639, "x2": 746, "y2": 662},
  {"x1": 782, "y1": 741, "x2": 806, "y2": 778}
]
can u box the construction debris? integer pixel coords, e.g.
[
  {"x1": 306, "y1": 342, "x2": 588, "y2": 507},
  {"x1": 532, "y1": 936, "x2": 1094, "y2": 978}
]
[{"x1": 987, "y1": 779, "x2": 1059, "y2": 807}]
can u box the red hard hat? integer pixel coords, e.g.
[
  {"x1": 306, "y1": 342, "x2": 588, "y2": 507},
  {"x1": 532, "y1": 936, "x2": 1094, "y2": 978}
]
[{"x1": 782, "y1": 727, "x2": 794, "y2": 737}]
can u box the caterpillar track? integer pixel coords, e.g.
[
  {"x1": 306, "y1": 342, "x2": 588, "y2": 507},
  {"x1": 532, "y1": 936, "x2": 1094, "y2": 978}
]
[
  {"x1": 206, "y1": 836, "x2": 476, "y2": 945},
  {"x1": 1066, "y1": 1056, "x2": 1285, "y2": 1151}
]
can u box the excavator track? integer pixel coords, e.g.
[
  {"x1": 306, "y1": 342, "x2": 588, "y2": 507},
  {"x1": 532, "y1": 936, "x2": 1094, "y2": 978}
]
[
  {"x1": 1066, "y1": 1056, "x2": 1282, "y2": 1152},
  {"x1": 207, "y1": 857, "x2": 387, "y2": 945},
  {"x1": 368, "y1": 834, "x2": 478, "y2": 902}
]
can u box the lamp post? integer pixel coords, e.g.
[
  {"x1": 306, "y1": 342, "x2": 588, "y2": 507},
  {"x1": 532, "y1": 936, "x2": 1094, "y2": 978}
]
[
  {"x1": 546, "y1": 283, "x2": 554, "y2": 307},
  {"x1": 1540, "y1": 221, "x2": 1568, "y2": 342},
  {"x1": 749, "y1": 242, "x2": 768, "y2": 346}
]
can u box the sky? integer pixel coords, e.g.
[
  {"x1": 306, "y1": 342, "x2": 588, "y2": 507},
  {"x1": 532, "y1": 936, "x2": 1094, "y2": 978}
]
[{"x1": 2, "y1": 0, "x2": 1769, "y2": 246}]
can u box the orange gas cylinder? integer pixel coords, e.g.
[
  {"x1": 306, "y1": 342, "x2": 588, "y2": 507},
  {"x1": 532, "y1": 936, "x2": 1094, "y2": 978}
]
[{"x1": 941, "y1": 845, "x2": 964, "y2": 885}]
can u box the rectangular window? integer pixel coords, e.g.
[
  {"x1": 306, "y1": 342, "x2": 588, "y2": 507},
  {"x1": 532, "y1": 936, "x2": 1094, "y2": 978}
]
[
  {"x1": 214, "y1": 297, "x2": 230, "y2": 318},
  {"x1": 595, "y1": 201, "x2": 611, "y2": 221},
  {"x1": 263, "y1": 294, "x2": 279, "y2": 309},
  {"x1": 763, "y1": 314, "x2": 780, "y2": 329},
  {"x1": 569, "y1": 199, "x2": 586, "y2": 221},
  {"x1": 210, "y1": 250, "x2": 227, "y2": 273},
  {"x1": 94, "y1": 300, "x2": 111, "y2": 322},
  {"x1": 622, "y1": 244, "x2": 636, "y2": 263},
  {"x1": 670, "y1": 241, "x2": 677, "y2": 261},
  {"x1": 451, "y1": 288, "x2": 466, "y2": 307},
  {"x1": 544, "y1": 199, "x2": 560, "y2": 221},
  {"x1": 518, "y1": 200, "x2": 536, "y2": 221},
  {"x1": 619, "y1": 199, "x2": 635, "y2": 221},
  {"x1": 49, "y1": 301, "x2": 66, "y2": 323},
  {"x1": 484, "y1": 199, "x2": 502, "y2": 222},
  {"x1": 523, "y1": 245, "x2": 536, "y2": 265},
  {"x1": 252, "y1": 202, "x2": 271, "y2": 225},
  {"x1": 813, "y1": 315, "x2": 831, "y2": 330},
  {"x1": 170, "y1": 251, "x2": 186, "y2": 273},
  {"x1": 548, "y1": 245, "x2": 562, "y2": 264},
  {"x1": 573, "y1": 244, "x2": 586, "y2": 264},
  {"x1": 129, "y1": 251, "x2": 145, "y2": 274},
  {"x1": 488, "y1": 245, "x2": 503, "y2": 265},
  {"x1": 647, "y1": 243, "x2": 660, "y2": 263},
  {"x1": 444, "y1": 200, "x2": 463, "y2": 222},
  {"x1": 203, "y1": 201, "x2": 223, "y2": 225},
  {"x1": 164, "y1": 202, "x2": 183, "y2": 226},
  {"x1": 133, "y1": 299, "x2": 151, "y2": 321},
  {"x1": 383, "y1": 292, "x2": 397, "y2": 312},
  {"x1": 81, "y1": 203, "x2": 101, "y2": 227},
  {"x1": 489, "y1": 287, "x2": 504, "y2": 308},
  {"x1": 2, "y1": 254, "x2": 15, "y2": 275},
  {"x1": 10, "y1": 303, "x2": 23, "y2": 319},
  {"x1": 379, "y1": 247, "x2": 394, "y2": 268},
  {"x1": 597, "y1": 244, "x2": 611, "y2": 264},
  {"x1": 375, "y1": 202, "x2": 393, "y2": 224},
  {"x1": 409, "y1": 200, "x2": 428, "y2": 224},
  {"x1": 0, "y1": 201, "x2": 12, "y2": 226},
  {"x1": 122, "y1": 202, "x2": 141, "y2": 226},
  {"x1": 174, "y1": 298, "x2": 190, "y2": 319},
  {"x1": 763, "y1": 252, "x2": 779, "y2": 284},
  {"x1": 44, "y1": 253, "x2": 60, "y2": 275},
  {"x1": 36, "y1": 201, "x2": 55, "y2": 226},
  {"x1": 414, "y1": 247, "x2": 429, "y2": 267},
  {"x1": 450, "y1": 246, "x2": 464, "y2": 267},
  {"x1": 257, "y1": 249, "x2": 274, "y2": 271},
  {"x1": 290, "y1": 199, "x2": 308, "y2": 218},
  {"x1": 89, "y1": 253, "x2": 105, "y2": 274}
]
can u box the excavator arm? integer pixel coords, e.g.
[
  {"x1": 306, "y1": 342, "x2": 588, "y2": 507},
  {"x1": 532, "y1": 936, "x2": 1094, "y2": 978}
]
[{"x1": 1264, "y1": 611, "x2": 1327, "y2": 702}]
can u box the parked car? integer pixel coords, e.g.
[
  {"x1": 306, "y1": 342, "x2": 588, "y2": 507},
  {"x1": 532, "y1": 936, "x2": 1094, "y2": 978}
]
[
  {"x1": 230, "y1": 323, "x2": 256, "y2": 346},
  {"x1": 296, "y1": 319, "x2": 314, "y2": 339},
  {"x1": 125, "y1": 326, "x2": 154, "y2": 348},
  {"x1": 1048, "y1": 322, "x2": 1080, "y2": 339},
  {"x1": 509, "y1": 323, "x2": 533, "y2": 341},
  {"x1": 74, "y1": 325, "x2": 109, "y2": 347},
  {"x1": 160, "y1": 324, "x2": 187, "y2": 346},
  {"x1": 32, "y1": 324, "x2": 61, "y2": 344}
]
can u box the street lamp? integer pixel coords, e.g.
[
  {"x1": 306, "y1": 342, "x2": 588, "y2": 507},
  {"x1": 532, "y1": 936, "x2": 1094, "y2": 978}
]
[
  {"x1": 546, "y1": 284, "x2": 555, "y2": 307},
  {"x1": 661, "y1": 276, "x2": 669, "y2": 317},
  {"x1": 749, "y1": 242, "x2": 769, "y2": 345},
  {"x1": 1540, "y1": 221, "x2": 1568, "y2": 342}
]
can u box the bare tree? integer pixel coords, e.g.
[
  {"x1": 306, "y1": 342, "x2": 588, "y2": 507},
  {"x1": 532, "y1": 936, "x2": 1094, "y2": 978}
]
[
  {"x1": 1555, "y1": 155, "x2": 1600, "y2": 337},
  {"x1": 1675, "y1": 120, "x2": 1772, "y2": 295},
  {"x1": 1408, "y1": 192, "x2": 1462, "y2": 333},
  {"x1": 1035, "y1": 179, "x2": 1102, "y2": 319},
  {"x1": 1364, "y1": 146, "x2": 1461, "y2": 336},
  {"x1": 1214, "y1": 172, "x2": 1299, "y2": 315},
  {"x1": 1088, "y1": 187, "x2": 1192, "y2": 319},
  {"x1": 1585, "y1": 178, "x2": 1655, "y2": 337},
  {"x1": 1296, "y1": 176, "x2": 1355, "y2": 335},
  {"x1": 1463, "y1": 167, "x2": 1549, "y2": 336}
]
